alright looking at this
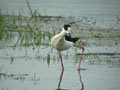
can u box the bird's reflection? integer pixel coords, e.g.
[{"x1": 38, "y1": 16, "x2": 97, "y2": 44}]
[
  {"x1": 78, "y1": 70, "x2": 84, "y2": 90},
  {"x1": 57, "y1": 69, "x2": 84, "y2": 90}
]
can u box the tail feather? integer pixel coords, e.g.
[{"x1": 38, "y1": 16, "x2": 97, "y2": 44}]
[{"x1": 72, "y1": 37, "x2": 79, "y2": 43}]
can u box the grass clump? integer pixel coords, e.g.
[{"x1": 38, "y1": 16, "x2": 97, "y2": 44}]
[
  {"x1": 93, "y1": 35, "x2": 102, "y2": 38},
  {"x1": 47, "y1": 53, "x2": 51, "y2": 66}
]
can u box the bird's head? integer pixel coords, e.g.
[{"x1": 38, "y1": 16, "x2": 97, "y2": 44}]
[{"x1": 62, "y1": 24, "x2": 71, "y2": 36}]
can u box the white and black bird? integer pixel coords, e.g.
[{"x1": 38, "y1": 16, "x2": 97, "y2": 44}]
[{"x1": 51, "y1": 24, "x2": 85, "y2": 71}]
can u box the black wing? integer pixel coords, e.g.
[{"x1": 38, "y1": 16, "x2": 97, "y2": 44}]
[{"x1": 65, "y1": 35, "x2": 79, "y2": 43}]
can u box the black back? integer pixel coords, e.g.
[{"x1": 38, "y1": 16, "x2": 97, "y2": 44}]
[
  {"x1": 64, "y1": 24, "x2": 71, "y2": 30},
  {"x1": 65, "y1": 35, "x2": 79, "y2": 43}
]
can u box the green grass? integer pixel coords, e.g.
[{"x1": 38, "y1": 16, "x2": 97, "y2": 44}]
[
  {"x1": 0, "y1": 4, "x2": 55, "y2": 64},
  {"x1": 47, "y1": 53, "x2": 51, "y2": 66},
  {"x1": 93, "y1": 35, "x2": 102, "y2": 38},
  {"x1": 0, "y1": 13, "x2": 53, "y2": 47}
]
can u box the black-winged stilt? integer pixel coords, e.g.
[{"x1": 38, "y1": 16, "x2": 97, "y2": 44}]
[{"x1": 51, "y1": 24, "x2": 85, "y2": 71}]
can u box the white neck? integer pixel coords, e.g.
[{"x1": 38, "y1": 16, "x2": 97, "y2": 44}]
[{"x1": 59, "y1": 28, "x2": 65, "y2": 36}]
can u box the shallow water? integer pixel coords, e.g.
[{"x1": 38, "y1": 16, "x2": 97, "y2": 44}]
[
  {"x1": 0, "y1": 0, "x2": 120, "y2": 28},
  {"x1": 0, "y1": 1, "x2": 120, "y2": 89},
  {"x1": 0, "y1": 28, "x2": 120, "y2": 90},
  {"x1": 0, "y1": 44, "x2": 120, "y2": 90}
]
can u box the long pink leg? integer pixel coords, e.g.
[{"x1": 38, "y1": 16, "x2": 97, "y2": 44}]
[
  {"x1": 74, "y1": 45, "x2": 85, "y2": 71},
  {"x1": 58, "y1": 68, "x2": 64, "y2": 89},
  {"x1": 78, "y1": 70, "x2": 84, "y2": 90},
  {"x1": 59, "y1": 52, "x2": 64, "y2": 70}
]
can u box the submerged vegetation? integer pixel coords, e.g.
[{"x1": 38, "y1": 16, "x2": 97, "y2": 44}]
[{"x1": 0, "y1": 73, "x2": 28, "y2": 80}]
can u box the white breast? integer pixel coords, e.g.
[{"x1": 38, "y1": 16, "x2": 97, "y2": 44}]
[{"x1": 51, "y1": 34, "x2": 73, "y2": 51}]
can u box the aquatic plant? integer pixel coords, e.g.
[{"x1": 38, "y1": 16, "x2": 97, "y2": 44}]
[
  {"x1": 10, "y1": 57, "x2": 14, "y2": 64},
  {"x1": 0, "y1": 73, "x2": 28, "y2": 80},
  {"x1": 47, "y1": 53, "x2": 50, "y2": 66}
]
